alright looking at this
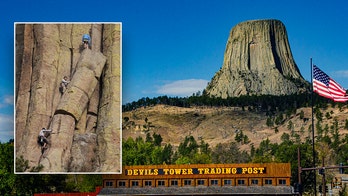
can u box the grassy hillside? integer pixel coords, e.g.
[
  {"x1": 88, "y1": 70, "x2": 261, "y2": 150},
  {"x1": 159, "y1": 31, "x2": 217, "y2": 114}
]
[{"x1": 122, "y1": 104, "x2": 348, "y2": 151}]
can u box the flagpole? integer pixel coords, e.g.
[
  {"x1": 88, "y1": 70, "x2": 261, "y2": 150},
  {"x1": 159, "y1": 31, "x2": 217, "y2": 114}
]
[{"x1": 310, "y1": 57, "x2": 317, "y2": 195}]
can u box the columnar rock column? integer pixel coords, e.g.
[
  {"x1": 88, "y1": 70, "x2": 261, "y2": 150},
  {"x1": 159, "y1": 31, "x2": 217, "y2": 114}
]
[
  {"x1": 15, "y1": 23, "x2": 122, "y2": 173},
  {"x1": 15, "y1": 24, "x2": 34, "y2": 151},
  {"x1": 205, "y1": 19, "x2": 308, "y2": 98},
  {"x1": 97, "y1": 24, "x2": 122, "y2": 173},
  {"x1": 16, "y1": 24, "x2": 61, "y2": 167},
  {"x1": 40, "y1": 49, "x2": 106, "y2": 172}
]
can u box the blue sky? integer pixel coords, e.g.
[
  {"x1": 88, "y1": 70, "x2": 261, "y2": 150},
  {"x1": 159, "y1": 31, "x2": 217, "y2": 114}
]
[{"x1": 1, "y1": 0, "x2": 348, "y2": 142}]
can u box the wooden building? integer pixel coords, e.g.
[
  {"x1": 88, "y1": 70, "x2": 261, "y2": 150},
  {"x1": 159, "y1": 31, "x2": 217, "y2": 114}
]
[{"x1": 99, "y1": 163, "x2": 296, "y2": 195}]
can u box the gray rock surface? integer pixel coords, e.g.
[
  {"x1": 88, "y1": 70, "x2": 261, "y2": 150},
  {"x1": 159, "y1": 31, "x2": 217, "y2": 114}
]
[
  {"x1": 15, "y1": 23, "x2": 121, "y2": 173},
  {"x1": 205, "y1": 19, "x2": 308, "y2": 98}
]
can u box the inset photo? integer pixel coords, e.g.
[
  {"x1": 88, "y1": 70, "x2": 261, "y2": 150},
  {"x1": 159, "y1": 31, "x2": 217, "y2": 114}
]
[{"x1": 15, "y1": 22, "x2": 122, "y2": 174}]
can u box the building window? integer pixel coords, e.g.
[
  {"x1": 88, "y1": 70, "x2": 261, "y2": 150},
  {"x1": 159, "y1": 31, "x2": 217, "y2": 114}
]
[
  {"x1": 265, "y1": 179, "x2": 273, "y2": 185},
  {"x1": 105, "y1": 181, "x2": 113, "y2": 187},
  {"x1": 224, "y1": 179, "x2": 232, "y2": 186},
  {"x1": 210, "y1": 179, "x2": 219, "y2": 186},
  {"x1": 171, "y1": 180, "x2": 178, "y2": 186},
  {"x1": 158, "y1": 180, "x2": 165, "y2": 186},
  {"x1": 184, "y1": 179, "x2": 192, "y2": 186},
  {"x1": 197, "y1": 179, "x2": 205, "y2": 186},
  {"x1": 144, "y1": 180, "x2": 152, "y2": 187},
  {"x1": 118, "y1": 181, "x2": 126, "y2": 187},
  {"x1": 131, "y1": 181, "x2": 139, "y2": 187},
  {"x1": 237, "y1": 179, "x2": 245, "y2": 185},
  {"x1": 278, "y1": 179, "x2": 286, "y2": 185},
  {"x1": 251, "y1": 179, "x2": 259, "y2": 185}
]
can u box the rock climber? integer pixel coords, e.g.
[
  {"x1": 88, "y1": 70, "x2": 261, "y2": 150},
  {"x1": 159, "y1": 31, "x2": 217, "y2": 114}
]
[
  {"x1": 60, "y1": 76, "x2": 70, "y2": 94},
  {"x1": 82, "y1": 34, "x2": 91, "y2": 49},
  {"x1": 38, "y1": 128, "x2": 52, "y2": 149}
]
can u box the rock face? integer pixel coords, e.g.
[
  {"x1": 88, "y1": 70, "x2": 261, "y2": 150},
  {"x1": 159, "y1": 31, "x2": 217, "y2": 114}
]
[
  {"x1": 15, "y1": 23, "x2": 121, "y2": 173},
  {"x1": 205, "y1": 19, "x2": 308, "y2": 98}
]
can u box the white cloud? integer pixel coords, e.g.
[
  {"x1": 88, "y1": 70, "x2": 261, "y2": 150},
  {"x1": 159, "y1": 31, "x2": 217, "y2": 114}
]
[
  {"x1": 0, "y1": 94, "x2": 14, "y2": 142},
  {"x1": 0, "y1": 114, "x2": 14, "y2": 143},
  {"x1": 0, "y1": 95, "x2": 14, "y2": 109},
  {"x1": 156, "y1": 79, "x2": 209, "y2": 97},
  {"x1": 334, "y1": 70, "x2": 348, "y2": 78},
  {"x1": 4, "y1": 95, "x2": 14, "y2": 105}
]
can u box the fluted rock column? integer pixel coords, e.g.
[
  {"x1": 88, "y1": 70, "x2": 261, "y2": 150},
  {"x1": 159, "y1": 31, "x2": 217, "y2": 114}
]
[
  {"x1": 40, "y1": 49, "x2": 106, "y2": 172},
  {"x1": 16, "y1": 23, "x2": 121, "y2": 173},
  {"x1": 205, "y1": 19, "x2": 308, "y2": 98},
  {"x1": 97, "y1": 24, "x2": 122, "y2": 173},
  {"x1": 15, "y1": 24, "x2": 34, "y2": 151},
  {"x1": 16, "y1": 24, "x2": 62, "y2": 168}
]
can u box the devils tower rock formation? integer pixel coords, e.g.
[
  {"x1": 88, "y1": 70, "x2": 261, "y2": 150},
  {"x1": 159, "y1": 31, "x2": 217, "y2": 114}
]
[
  {"x1": 205, "y1": 19, "x2": 308, "y2": 98},
  {"x1": 15, "y1": 23, "x2": 121, "y2": 173}
]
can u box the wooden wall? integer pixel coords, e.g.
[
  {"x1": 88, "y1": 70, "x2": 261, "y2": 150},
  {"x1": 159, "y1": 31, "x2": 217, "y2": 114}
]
[{"x1": 102, "y1": 163, "x2": 291, "y2": 188}]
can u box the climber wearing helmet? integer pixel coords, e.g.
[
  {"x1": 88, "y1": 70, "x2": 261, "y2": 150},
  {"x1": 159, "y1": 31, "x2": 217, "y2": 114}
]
[{"x1": 82, "y1": 34, "x2": 91, "y2": 49}]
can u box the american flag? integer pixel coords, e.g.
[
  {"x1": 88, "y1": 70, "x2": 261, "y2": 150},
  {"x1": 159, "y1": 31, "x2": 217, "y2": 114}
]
[{"x1": 313, "y1": 65, "x2": 348, "y2": 102}]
